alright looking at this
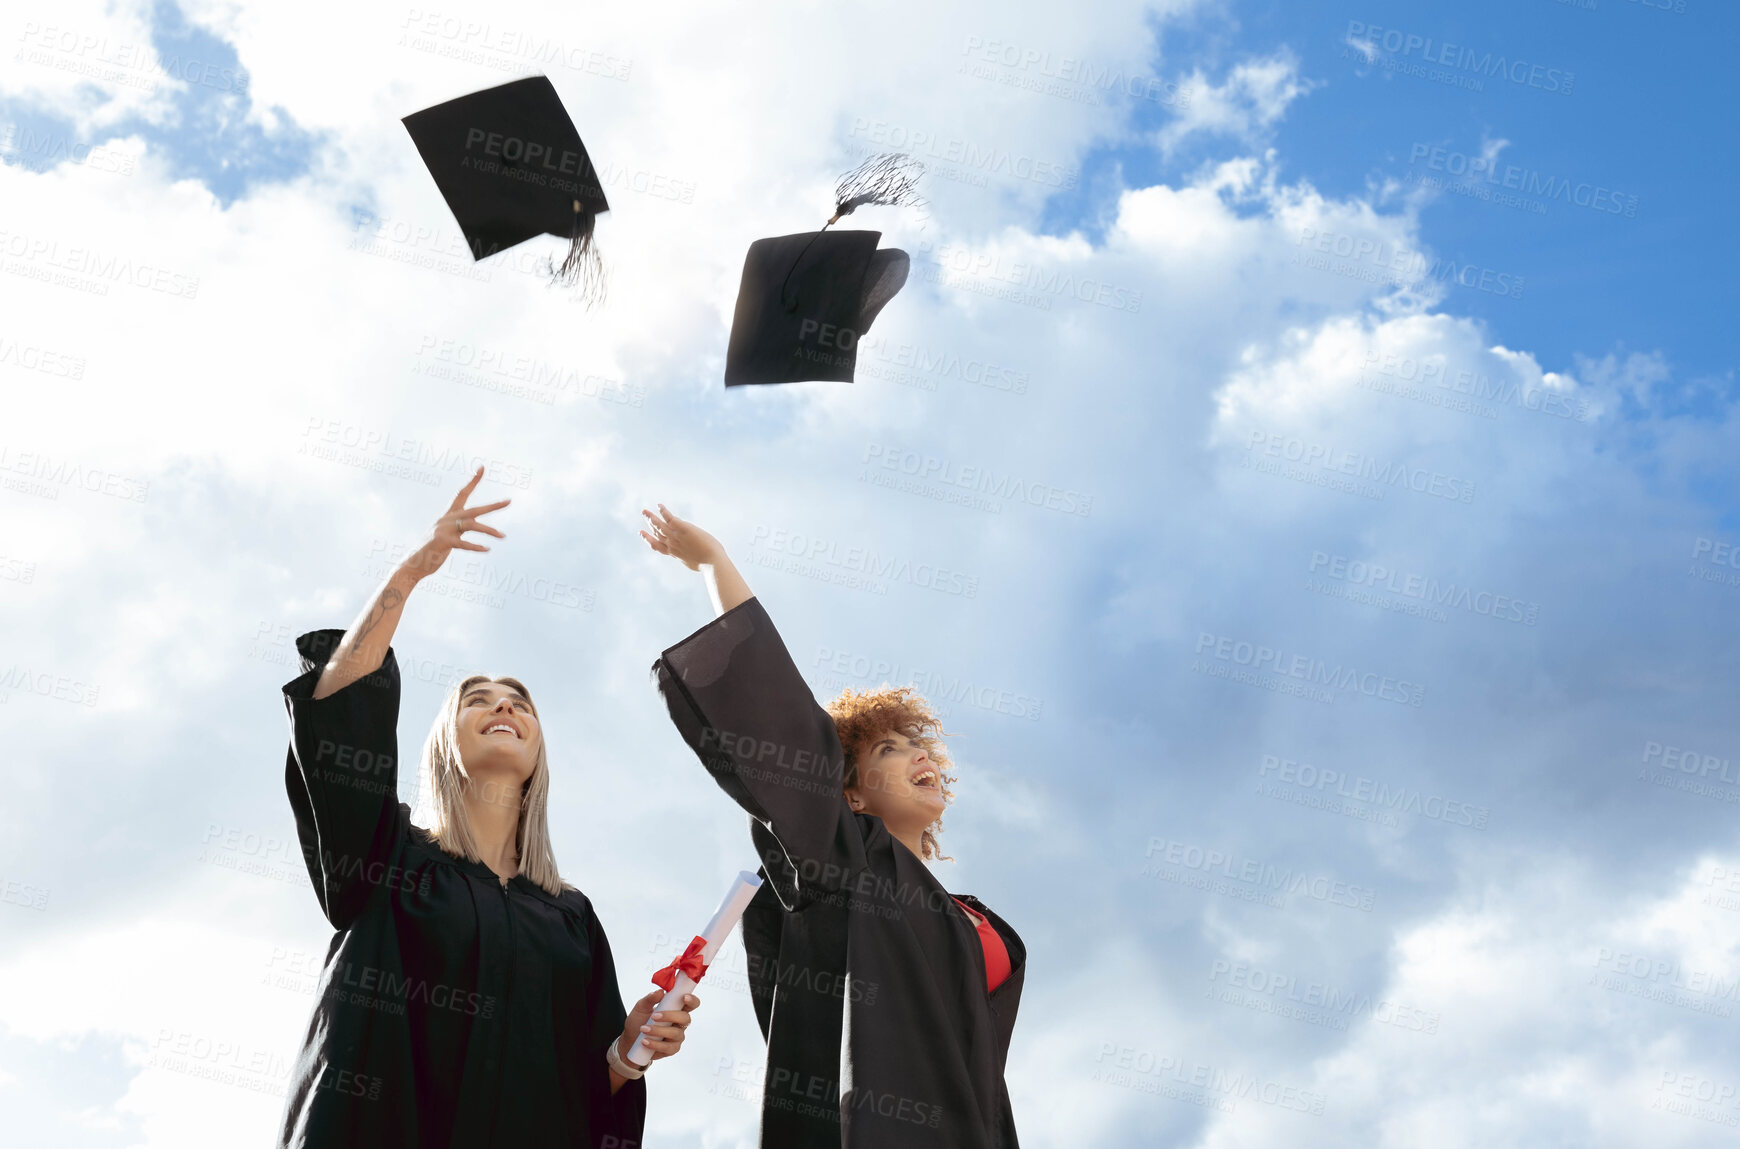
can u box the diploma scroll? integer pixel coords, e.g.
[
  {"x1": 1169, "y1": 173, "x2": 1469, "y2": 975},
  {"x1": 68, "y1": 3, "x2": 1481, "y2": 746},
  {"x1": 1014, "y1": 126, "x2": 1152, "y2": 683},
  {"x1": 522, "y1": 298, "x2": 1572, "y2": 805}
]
[{"x1": 628, "y1": 870, "x2": 763, "y2": 1066}]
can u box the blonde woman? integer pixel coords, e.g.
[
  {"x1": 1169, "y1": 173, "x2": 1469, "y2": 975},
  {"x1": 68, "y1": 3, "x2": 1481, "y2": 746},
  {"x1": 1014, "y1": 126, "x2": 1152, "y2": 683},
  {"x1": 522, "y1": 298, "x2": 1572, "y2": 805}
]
[
  {"x1": 640, "y1": 504, "x2": 1025, "y2": 1149},
  {"x1": 276, "y1": 470, "x2": 697, "y2": 1149}
]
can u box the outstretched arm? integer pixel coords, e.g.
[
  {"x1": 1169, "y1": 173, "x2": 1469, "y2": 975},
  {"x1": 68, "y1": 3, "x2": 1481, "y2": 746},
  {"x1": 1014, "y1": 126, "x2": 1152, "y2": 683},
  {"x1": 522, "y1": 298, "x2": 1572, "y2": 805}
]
[
  {"x1": 313, "y1": 467, "x2": 509, "y2": 699},
  {"x1": 639, "y1": 503, "x2": 752, "y2": 619},
  {"x1": 284, "y1": 467, "x2": 511, "y2": 927},
  {"x1": 642, "y1": 507, "x2": 866, "y2": 905}
]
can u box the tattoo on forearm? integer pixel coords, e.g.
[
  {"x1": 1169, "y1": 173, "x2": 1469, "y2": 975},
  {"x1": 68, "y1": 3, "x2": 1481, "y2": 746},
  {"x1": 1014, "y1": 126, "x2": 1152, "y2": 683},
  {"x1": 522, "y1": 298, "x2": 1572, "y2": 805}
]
[{"x1": 354, "y1": 588, "x2": 404, "y2": 644}]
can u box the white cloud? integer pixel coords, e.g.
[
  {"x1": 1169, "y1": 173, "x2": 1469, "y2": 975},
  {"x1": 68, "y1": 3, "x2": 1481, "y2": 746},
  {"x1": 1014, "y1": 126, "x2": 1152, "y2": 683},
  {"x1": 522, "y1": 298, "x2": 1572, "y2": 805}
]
[
  {"x1": 1187, "y1": 849, "x2": 1740, "y2": 1147},
  {"x1": 2, "y1": 1, "x2": 1735, "y2": 1147},
  {"x1": 1156, "y1": 52, "x2": 1317, "y2": 156}
]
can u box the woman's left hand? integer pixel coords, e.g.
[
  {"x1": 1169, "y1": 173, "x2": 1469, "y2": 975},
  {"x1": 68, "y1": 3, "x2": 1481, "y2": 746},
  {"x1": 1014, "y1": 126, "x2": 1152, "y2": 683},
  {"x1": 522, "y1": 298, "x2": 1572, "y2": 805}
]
[{"x1": 617, "y1": 990, "x2": 700, "y2": 1064}]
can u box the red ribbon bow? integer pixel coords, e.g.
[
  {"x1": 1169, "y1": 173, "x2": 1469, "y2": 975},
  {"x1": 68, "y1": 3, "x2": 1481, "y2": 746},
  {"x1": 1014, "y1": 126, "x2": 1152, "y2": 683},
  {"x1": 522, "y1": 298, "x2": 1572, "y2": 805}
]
[{"x1": 651, "y1": 935, "x2": 709, "y2": 992}]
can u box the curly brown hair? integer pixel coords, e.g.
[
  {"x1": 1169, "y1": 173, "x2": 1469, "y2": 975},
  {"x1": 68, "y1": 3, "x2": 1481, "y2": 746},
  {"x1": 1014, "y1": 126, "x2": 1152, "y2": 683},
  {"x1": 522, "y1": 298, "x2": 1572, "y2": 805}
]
[{"x1": 826, "y1": 685, "x2": 956, "y2": 860}]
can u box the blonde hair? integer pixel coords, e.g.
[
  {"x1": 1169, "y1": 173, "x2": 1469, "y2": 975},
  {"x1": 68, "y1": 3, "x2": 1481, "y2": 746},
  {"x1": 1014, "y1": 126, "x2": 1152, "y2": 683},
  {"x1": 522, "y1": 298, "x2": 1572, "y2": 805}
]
[
  {"x1": 826, "y1": 685, "x2": 956, "y2": 861},
  {"x1": 417, "y1": 674, "x2": 567, "y2": 896}
]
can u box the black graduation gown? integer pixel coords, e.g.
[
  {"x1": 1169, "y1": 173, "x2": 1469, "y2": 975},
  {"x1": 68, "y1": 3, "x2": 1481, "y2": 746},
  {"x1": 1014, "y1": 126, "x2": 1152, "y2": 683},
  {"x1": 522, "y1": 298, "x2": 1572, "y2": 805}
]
[
  {"x1": 652, "y1": 598, "x2": 1025, "y2": 1149},
  {"x1": 277, "y1": 629, "x2": 646, "y2": 1149}
]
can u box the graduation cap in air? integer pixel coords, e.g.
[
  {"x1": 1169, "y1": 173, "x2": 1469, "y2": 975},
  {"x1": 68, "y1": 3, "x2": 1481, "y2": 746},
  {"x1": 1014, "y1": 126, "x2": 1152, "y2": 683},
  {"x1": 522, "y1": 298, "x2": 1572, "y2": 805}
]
[
  {"x1": 402, "y1": 75, "x2": 609, "y2": 303},
  {"x1": 724, "y1": 153, "x2": 925, "y2": 387}
]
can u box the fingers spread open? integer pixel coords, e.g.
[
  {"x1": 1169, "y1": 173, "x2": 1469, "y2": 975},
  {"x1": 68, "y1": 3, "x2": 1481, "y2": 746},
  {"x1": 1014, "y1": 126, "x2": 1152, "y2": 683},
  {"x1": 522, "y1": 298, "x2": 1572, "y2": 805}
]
[{"x1": 452, "y1": 466, "x2": 485, "y2": 508}]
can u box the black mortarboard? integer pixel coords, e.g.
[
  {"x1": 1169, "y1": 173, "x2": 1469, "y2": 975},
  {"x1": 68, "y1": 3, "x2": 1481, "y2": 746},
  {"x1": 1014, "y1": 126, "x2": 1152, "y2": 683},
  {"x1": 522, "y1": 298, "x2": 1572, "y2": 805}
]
[
  {"x1": 724, "y1": 154, "x2": 924, "y2": 387},
  {"x1": 401, "y1": 75, "x2": 609, "y2": 301}
]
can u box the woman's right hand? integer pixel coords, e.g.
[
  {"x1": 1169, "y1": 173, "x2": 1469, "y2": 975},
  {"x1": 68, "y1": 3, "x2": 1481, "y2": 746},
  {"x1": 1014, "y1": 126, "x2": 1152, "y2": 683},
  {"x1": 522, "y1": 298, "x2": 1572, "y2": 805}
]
[
  {"x1": 639, "y1": 503, "x2": 724, "y2": 571},
  {"x1": 312, "y1": 469, "x2": 509, "y2": 700},
  {"x1": 403, "y1": 467, "x2": 510, "y2": 580},
  {"x1": 640, "y1": 503, "x2": 754, "y2": 616}
]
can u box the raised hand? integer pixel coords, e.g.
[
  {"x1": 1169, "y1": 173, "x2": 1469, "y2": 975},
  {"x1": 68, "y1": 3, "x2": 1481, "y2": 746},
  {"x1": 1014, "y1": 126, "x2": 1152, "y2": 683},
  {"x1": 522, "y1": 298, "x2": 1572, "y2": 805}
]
[
  {"x1": 639, "y1": 503, "x2": 723, "y2": 572},
  {"x1": 312, "y1": 468, "x2": 509, "y2": 700},
  {"x1": 640, "y1": 502, "x2": 754, "y2": 616},
  {"x1": 403, "y1": 467, "x2": 510, "y2": 580}
]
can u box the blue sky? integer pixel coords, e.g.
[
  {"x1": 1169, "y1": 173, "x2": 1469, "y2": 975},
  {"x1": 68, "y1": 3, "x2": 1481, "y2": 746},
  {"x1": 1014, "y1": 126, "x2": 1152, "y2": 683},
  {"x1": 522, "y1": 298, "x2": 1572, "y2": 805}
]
[
  {"x1": 2, "y1": 0, "x2": 1738, "y2": 1146},
  {"x1": 1052, "y1": 0, "x2": 1737, "y2": 384},
  {"x1": 9, "y1": 0, "x2": 1728, "y2": 378},
  {"x1": 0, "y1": 0, "x2": 319, "y2": 205}
]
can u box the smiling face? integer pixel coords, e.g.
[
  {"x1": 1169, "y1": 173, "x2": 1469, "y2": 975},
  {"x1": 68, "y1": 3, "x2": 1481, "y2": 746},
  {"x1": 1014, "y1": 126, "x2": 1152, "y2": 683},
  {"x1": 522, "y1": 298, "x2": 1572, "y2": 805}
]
[
  {"x1": 828, "y1": 685, "x2": 956, "y2": 860},
  {"x1": 844, "y1": 727, "x2": 948, "y2": 843},
  {"x1": 453, "y1": 680, "x2": 541, "y2": 798}
]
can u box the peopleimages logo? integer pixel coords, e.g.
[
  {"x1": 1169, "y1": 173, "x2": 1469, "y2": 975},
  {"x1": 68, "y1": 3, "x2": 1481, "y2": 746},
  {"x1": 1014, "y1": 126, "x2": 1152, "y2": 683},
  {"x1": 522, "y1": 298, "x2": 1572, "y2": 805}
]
[
  {"x1": 460, "y1": 128, "x2": 602, "y2": 200},
  {"x1": 1591, "y1": 948, "x2": 1740, "y2": 1004},
  {"x1": 1642, "y1": 742, "x2": 1740, "y2": 787},
  {"x1": 1194, "y1": 631, "x2": 1425, "y2": 707},
  {"x1": 1293, "y1": 227, "x2": 1524, "y2": 300},
  {"x1": 915, "y1": 240, "x2": 1143, "y2": 313},
  {"x1": 0, "y1": 228, "x2": 200, "y2": 300},
  {"x1": 1258, "y1": 754, "x2": 1489, "y2": 829},
  {"x1": 1307, "y1": 552, "x2": 1539, "y2": 626},
  {"x1": 858, "y1": 337, "x2": 1030, "y2": 396},
  {"x1": 746, "y1": 525, "x2": 980, "y2": 599},
  {"x1": 1207, "y1": 959, "x2": 1441, "y2": 1034},
  {"x1": 812, "y1": 646, "x2": 1044, "y2": 721},
  {"x1": 1357, "y1": 349, "x2": 1588, "y2": 422},
  {"x1": 1406, "y1": 144, "x2": 1637, "y2": 217},
  {"x1": 396, "y1": 10, "x2": 633, "y2": 80},
  {"x1": 0, "y1": 335, "x2": 86, "y2": 379},
  {"x1": 1245, "y1": 430, "x2": 1477, "y2": 504},
  {"x1": 848, "y1": 117, "x2": 1079, "y2": 190},
  {"x1": 15, "y1": 21, "x2": 251, "y2": 94},
  {"x1": 958, "y1": 35, "x2": 1192, "y2": 107},
  {"x1": 1144, "y1": 836, "x2": 1378, "y2": 912},
  {"x1": 0, "y1": 448, "x2": 148, "y2": 503},
  {"x1": 860, "y1": 444, "x2": 1093, "y2": 517},
  {"x1": 0, "y1": 124, "x2": 135, "y2": 177},
  {"x1": 1693, "y1": 537, "x2": 1740, "y2": 570},
  {"x1": 1345, "y1": 21, "x2": 1575, "y2": 95}
]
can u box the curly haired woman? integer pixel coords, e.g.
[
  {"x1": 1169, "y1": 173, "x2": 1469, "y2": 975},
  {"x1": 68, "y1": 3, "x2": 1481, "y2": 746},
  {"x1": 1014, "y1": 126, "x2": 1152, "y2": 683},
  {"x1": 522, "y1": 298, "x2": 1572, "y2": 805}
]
[{"x1": 640, "y1": 503, "x2": 1024, "y2": 1149}]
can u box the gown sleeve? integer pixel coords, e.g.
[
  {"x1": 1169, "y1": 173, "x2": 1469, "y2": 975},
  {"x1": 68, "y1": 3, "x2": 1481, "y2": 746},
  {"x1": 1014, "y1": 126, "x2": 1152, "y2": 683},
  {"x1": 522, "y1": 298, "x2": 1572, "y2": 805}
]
[
  {"x1": 652, "y1": 597, "x2": 866, "y2": 910},
  {"x1": 581, "y1": 903, "x2": 647, "y2": 1147},
  {"x1": 281, "y1": 628, "x2": 406, "y2": 930}
]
